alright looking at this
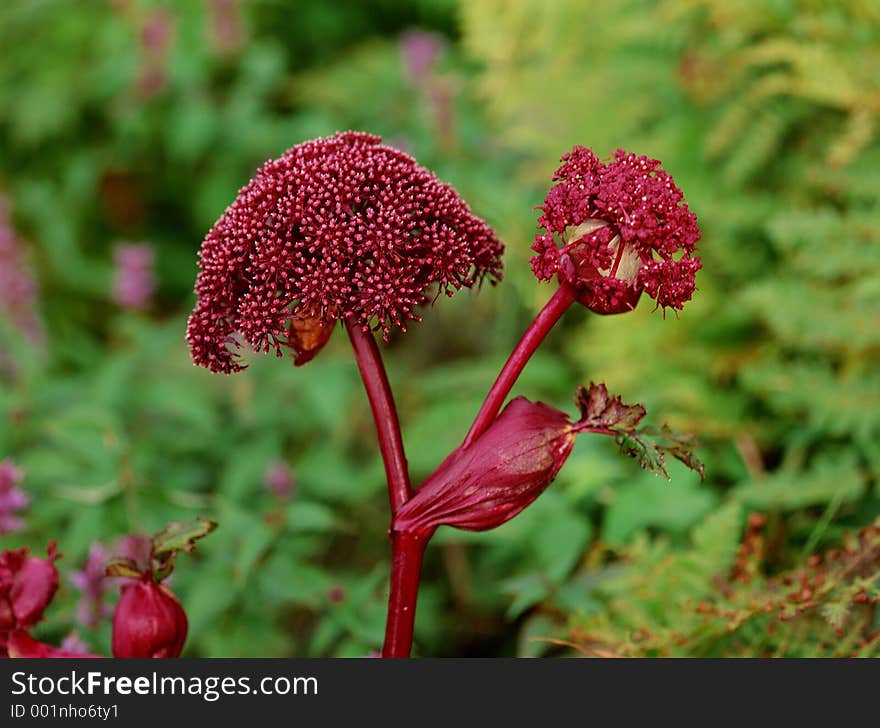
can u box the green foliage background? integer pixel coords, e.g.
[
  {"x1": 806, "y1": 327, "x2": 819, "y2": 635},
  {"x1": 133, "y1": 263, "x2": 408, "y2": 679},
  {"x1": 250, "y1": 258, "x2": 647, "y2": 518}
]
[{"x1": 1, "y1": 0, "x2": 878, "y2": 657}]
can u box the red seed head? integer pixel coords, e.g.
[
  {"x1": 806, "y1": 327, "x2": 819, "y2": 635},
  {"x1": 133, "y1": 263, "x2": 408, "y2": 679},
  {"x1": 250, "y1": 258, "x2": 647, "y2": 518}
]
[
  {"x1": 111, "y1": 579, "x2": 188, "y2": 658},
  {"x1": 531, "y1": 147, "x2": 701, "y2": 314},
  {"x1": 187, "y1": 131, "x2": 504, "y2": 373},
  {"x1": 393, "y1": 397, "x2": 576, "y2": 537}
]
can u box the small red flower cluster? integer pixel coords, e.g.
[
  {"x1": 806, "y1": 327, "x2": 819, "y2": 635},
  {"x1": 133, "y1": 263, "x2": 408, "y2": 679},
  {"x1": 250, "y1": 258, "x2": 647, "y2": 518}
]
[
  {"x1": 1, "y1": 542, "x2": 187, "y2": 659},
  {"x1": 531, "y1": 147, "x2": 701, "y2": 314},
  {"x1": 187, "y1": 131, "x2": 504, "y2": 373}
]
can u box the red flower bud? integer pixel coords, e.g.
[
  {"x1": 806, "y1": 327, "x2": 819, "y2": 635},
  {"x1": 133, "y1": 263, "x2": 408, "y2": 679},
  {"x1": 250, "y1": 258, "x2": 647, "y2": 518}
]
[
  {"x1": 393, "y1": 397, "x2": 577, "y2": 537},
  {"x1": 0, "y1": 543, "x2": 59, "y2": 633},
  {"x1": 112, "y1": 579, "x2": 187, "y2": 658}
]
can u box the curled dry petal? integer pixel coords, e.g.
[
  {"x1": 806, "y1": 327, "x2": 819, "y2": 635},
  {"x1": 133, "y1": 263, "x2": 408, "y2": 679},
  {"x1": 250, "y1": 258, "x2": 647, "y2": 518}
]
[{"x1": 289, "y1": 313, "x2": 334, "y2": 366}]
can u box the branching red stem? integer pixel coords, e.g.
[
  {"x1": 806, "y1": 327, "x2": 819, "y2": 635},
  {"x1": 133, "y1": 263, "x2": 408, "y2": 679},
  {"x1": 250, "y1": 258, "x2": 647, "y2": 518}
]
[
  {"x1": 351, "y1": 285, "x2": 575, "y2": 659},
  {"x1": 462, "y1": 286, "x2": 575, "y2": 448},
  {"x1": 345, "y1": 318, "x2": 412, "y2": 512}
]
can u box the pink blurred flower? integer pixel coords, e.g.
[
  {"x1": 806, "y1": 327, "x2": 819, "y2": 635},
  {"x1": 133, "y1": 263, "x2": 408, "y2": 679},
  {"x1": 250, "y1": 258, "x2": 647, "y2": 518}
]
[
  {"x1": 264, "y1": 460, "x2": 295, "y2": 501},
  {"x1": 208, "y1": 0, "x2": 244, "y2": 53},
  {"x1": 69, "y1": 543, "x2": 111, "y2": 628},
  {"x1": 136, "y1": 9, "x2": 176, "y2": 98},
  {"x1": 112, "y1": 242, "x2": 155, "y2": 310},
  {"x1": 0, "y1": 196, "x2": 44, "y2": 346},
  {"x1": 0, "y1": 459, "x2": 28, "y2": 536},
  {"x1": 60, "y1": 631, "x2": 91, "y2": 655},
  {"x1": 400, "y1": 30, "x2": 445, "y2": 86}
]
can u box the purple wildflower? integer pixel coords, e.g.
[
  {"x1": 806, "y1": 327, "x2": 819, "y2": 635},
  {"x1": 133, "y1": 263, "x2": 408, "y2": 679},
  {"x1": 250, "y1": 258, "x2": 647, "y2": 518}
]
[
  {"x1": 0, "y1": 197, "x2": 43, "y2": 345},
  {"x1": 70, "y1": 543, "x2": 111, "y2": 628},
  {"x1": 0, "y1": 459, "x2": 28, "y2": 536},
  {"x1": 264, "y1": 460, "x2": 295, "y2": 501},
  {"x1": 136, "y1": 9, "x2": 175, "y2": 98},
  {"x1": 60, "y1": 632, "x2": 91, "y2": 655},
  {"x1": 208, "y1": 0, "x2": 243, "y2": 53},
  {"x1": 400, "y1": 30, "x2": 445, "y2": 86},
  {"x1": 112, "y1": 242, "x2": 155, "y2": 310}
]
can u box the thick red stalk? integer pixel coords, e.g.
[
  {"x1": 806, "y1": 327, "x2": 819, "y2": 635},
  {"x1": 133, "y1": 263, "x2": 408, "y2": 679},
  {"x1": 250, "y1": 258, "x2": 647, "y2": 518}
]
[
  {"x1": 382, "y1": 531, "x2": 429, "y2": 658},
  {"x1": 462, "y1": 286, "x2": 575, "y2": 449},
  {"x1": 345, "y1": 318, "x2": 412, "y2": 512}
]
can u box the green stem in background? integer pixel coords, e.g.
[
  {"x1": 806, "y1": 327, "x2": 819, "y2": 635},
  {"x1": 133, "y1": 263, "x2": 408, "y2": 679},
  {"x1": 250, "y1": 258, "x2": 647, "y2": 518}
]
[
  {"x1": 382, "y1": 530, "x2": 429, "y2": 658},
  {"x1": 345, "y1": 318, "x2": 412, "y2": 513},
  {"x1": 462, "y1": 285, "x2": 575, "y2": 449}
]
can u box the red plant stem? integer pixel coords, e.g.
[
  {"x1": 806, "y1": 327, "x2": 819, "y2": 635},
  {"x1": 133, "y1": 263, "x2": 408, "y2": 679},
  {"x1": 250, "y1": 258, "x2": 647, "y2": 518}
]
[
  {"x1": 462, "y1": 285, "x2": 575, "y2": 449},
  {"x1": 382, "y1": 530, "x2": 429, "y2": 658},
  {"x1": 345, "y1": 318, "x2": 412, "y2": 512}
]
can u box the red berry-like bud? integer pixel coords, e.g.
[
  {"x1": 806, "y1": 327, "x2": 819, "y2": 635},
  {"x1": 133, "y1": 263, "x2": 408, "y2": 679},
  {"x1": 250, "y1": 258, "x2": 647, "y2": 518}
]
[
  {"x1": 111, "y1": 579, "x2": 188, "y2": 658},
  {"x1": 393, "y1": 397, "x2": 577, "y2": 537},
  {"x1": 0, "y1": 543, "x2": 60, "y2": 632}
]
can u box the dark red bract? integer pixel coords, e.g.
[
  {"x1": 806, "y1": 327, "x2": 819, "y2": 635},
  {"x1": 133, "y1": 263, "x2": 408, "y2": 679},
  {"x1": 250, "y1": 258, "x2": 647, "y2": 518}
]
[
  {"x1": 531, "y1": 147, "x2": 701, "y2": 314},
  {"x1": 187, "y1": 131, "x2": 504, "y2": 373},
  {"x1": 393, "y1": 397, "x2": 577, "y2": 537},
  {"x1": 112, "y1": 579, "x2": 188, "y2": 658}
]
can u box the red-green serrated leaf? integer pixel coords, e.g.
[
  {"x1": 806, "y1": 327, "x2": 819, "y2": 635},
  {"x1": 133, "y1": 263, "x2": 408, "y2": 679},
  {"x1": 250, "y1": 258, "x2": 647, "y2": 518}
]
[
  {"x1": 152, "y1": 517, "x2": 218, "y2": 559},
  {"x1": 574, "y1": 382, "x2": 646, "y2": 431}
]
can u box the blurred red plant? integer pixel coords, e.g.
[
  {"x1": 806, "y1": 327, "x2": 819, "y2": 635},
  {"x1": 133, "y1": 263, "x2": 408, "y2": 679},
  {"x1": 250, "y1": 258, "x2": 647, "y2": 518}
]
[{"x1": 1, "y1": 519, "x2": 214, "y2": 659}]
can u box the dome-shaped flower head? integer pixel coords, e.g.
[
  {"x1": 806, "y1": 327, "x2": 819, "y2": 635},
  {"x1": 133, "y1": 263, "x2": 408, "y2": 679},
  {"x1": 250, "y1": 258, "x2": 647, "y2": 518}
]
[
  {"x1": 531, "y1": 147, "x2": 701, "y2": 314},
  {"x1": 187, "y1": 131, "x2": 504, "y2": 373}
]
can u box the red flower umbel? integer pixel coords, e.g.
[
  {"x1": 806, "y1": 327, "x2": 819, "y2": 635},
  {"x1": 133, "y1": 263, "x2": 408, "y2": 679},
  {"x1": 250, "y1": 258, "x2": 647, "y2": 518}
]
[
  {"x1": 531, "y1": 147, "x2": 701, "y2": 314},
  {"x1": 112, "y1": 579, "x2": 188, "y2": 658},
  {"x1": 187, "y1": 131, "x2": 504, "y2": 373},
  {"x1": 393, "y1": 397, "x2": 578, "y2": 538}
]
